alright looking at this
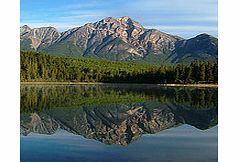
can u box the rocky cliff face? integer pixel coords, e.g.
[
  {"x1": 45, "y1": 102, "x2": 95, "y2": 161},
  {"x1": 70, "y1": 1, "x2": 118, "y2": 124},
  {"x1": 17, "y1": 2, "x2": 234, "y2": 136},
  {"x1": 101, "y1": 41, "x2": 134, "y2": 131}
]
[
  {"x1": 20, "y1": 26, "x2": 61, "y2": 50},
  {"x1": 20, "y1": 16, "x2": 218, "y2": 63},
  {"x1": 20, "y1": 25, "x2": 31, "y2": 35}
]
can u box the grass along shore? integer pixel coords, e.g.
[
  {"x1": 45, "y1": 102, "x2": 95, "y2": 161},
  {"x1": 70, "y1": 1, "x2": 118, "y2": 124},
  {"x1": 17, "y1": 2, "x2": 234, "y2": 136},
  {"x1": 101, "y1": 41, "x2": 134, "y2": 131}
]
[
  {"x1": 21, "y1": 82, "x2": 104, "y2": 85},
  {"x1": 20, "y1": 82, "x2": 218, "y2": 87},
  {"x1": 158, "y1": 83, "x2": 218, "y2": 87}
]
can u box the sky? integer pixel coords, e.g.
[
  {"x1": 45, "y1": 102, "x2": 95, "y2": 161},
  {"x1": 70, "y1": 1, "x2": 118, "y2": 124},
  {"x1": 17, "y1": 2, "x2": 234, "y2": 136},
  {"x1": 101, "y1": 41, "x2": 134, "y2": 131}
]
[{"x1": 20, "y1": 0, "x2": 218, "y2": 38}]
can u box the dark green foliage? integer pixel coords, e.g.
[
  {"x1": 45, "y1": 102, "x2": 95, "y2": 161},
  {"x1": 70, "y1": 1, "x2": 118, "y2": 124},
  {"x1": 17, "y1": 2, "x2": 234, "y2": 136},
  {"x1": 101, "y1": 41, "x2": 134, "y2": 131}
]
[
  {"x1": 20, "y1": 85, "x2": 218, "y2": 113},
  {"x1": 20, "y1": 85, "x2": 153, "y2": 113},
  {"x1": 172, "y1": 34, "x2": 218, "y2": 64},
  {"x1": 20, "y1": 51, "x2": 218, "y2": 84},
  {"x1": 20, "y1": 38, "x2": 34, "y2": 51}
]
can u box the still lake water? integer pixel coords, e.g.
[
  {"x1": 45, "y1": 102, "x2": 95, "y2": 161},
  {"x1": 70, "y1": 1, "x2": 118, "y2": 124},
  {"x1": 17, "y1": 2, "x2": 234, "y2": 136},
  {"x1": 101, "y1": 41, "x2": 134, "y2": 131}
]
[{"x1": 20, "y1": 84, "x2": 218, "y2": 162}]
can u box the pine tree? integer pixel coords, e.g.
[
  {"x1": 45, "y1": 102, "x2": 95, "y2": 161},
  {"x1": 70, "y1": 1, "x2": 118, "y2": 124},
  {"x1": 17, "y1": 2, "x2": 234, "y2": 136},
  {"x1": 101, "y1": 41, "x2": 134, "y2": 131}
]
[
  {"x1": 20, "y1": 51, "x2": 218, "y2": 84},
  {"x1": 185, "y1": 66, "x2": 192, "y2": 83},
  {"x1": 199, "y1": 63, "x2": 206, "y2": 82},
  {"x1": 205, "y1": 63, "x2": 214, "y2": 82}
]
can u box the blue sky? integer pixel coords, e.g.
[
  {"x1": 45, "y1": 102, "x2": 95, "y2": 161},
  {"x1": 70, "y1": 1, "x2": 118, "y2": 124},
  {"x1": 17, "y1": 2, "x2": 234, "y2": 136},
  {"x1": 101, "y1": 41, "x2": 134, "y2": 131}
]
[{"x1": 20, "y1": 0, "x2": 218, "y2": 38}]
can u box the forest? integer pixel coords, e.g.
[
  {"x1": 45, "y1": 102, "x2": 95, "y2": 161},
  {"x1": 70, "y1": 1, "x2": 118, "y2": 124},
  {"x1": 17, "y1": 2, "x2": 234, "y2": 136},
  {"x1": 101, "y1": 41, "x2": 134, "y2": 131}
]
[{"x1": 20, "y1": 51, "x2": 218, "y2": 84}]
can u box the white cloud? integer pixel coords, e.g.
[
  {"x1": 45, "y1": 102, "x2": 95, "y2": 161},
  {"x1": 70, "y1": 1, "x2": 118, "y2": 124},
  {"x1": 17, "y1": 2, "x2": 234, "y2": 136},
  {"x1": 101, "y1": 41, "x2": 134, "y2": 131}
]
[
  {"x1": 21, "y1": 0, "x2": 217, "y2": 37},
  {"x1": 146, "y1": 25, "x2": 218, "y2": 38},
  {"x1": 148, "y1": 25, "x2": 217, "y2": 32}
]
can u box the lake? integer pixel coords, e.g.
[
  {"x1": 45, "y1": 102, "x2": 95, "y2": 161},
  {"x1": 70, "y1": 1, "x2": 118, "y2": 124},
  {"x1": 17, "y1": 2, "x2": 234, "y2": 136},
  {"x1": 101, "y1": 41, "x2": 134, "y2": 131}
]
[{"x1": 20, "y1": 84, "x2": 218, "y2": 162}]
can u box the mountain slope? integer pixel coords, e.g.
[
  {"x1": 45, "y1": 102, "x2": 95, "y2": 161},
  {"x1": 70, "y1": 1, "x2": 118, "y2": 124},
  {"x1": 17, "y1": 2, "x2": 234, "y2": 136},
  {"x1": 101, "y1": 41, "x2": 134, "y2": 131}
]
[
  {"x1": 20, "y1": 25, "x2": 61, "y2": 51},
  {"x1": 20, "y1": 16, "x2": 218, "y2": 64},
  {"x1": 170, "y1": 33, "x2": 218, "y2": 63}
]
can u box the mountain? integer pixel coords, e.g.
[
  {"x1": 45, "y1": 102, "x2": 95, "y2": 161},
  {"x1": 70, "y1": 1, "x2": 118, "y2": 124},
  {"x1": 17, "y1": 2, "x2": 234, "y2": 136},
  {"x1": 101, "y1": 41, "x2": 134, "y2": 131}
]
[
  {"x1": 20, "y1": 25, "x2": 60, "y2": 51},
  {"x1": 20, "y1": 16, "x2": 218, "y2": 64},
  {"x1": 170, "y1": 33, "x2": 218, "y2": 63}
]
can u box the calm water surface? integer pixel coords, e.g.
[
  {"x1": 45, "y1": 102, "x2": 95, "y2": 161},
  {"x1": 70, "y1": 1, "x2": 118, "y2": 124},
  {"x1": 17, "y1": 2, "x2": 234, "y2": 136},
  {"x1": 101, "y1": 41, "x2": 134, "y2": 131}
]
[{"x1": 20, "y1": 84, "x2": 218, "y2": 162}]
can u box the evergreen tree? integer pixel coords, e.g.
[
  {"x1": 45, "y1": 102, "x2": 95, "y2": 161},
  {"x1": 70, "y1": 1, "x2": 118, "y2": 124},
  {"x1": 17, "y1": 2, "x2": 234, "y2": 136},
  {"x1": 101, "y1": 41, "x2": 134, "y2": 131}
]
[
  {"x1": 199, "y1": 63, "x2": 206, "y2": 82},
  {"x1": 185, "y1": 66, "x2": 192, "y2": 83},
  {"x1": 20, "y1": 51, "x2": 218, "y2": 84}
]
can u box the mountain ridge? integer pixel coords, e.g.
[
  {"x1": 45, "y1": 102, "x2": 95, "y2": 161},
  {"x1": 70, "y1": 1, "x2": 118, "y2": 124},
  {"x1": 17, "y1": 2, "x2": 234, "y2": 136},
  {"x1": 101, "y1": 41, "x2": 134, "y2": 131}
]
[{"x1": 20, "y1": 16, "x2": 218, "y2": 64}]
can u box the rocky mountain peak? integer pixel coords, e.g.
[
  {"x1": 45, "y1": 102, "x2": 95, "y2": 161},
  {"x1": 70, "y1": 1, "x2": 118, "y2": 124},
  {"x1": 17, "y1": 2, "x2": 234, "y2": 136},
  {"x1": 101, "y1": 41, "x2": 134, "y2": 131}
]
[
  {"x1": 194, "y1": 33, "x2": 211, "y2": 38},
  {"x1": 20, "y1": 26, "x2": 61, "y2": 50},
  {"x1": 20, "y1": 25, "x2": 31, "y2": 34},
  {"x1": 187, "y1": 33, "x2": 217, "y2": 46},
  {"x1": 30, "y1": 26, "x2": 59, "y2": 34},
  {"x1": 21, "y1": 25, "x2": 31, "y2": 30},
  {"x1": 171, "y1": 33, "x2": 218, "y2": 63},
  {"x1": 20, "y1": 17, "x2": 218, "y2": 63},
  {"x1": 117, "y1": 16, "x2": 143, "y2": 28},
  {"x1": 118, "y1": 16, "x2": 130, "y2": 20},
  {"x1": 93, "y1": 16, "x2": 144, "y2": 32}
]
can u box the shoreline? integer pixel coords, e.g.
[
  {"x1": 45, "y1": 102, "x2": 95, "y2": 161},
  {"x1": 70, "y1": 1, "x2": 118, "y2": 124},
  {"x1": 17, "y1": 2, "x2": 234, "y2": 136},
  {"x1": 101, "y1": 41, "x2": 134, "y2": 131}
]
[
  {"x1": 158, "y1": 84, "x2": 218, "y2": 87},
  {"x1": 20, "y1": 82, "x2": 104, "y2": 85},
  {"x1": 20, "y1": 82, "x2": 218, "y2": 87}
]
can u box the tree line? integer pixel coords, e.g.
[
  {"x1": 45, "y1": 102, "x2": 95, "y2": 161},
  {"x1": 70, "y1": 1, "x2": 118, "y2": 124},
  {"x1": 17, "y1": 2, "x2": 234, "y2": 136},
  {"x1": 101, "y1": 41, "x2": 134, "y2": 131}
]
[{"x1": 20, "y1": 51, "x2": 218, "y2": 84}]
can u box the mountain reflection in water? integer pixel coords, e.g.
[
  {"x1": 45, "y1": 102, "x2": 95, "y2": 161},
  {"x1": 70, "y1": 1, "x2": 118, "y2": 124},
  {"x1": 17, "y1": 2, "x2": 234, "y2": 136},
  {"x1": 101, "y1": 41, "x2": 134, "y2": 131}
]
[{"x1": 20, "y1": 84, "x2": 217, "y2": 146}]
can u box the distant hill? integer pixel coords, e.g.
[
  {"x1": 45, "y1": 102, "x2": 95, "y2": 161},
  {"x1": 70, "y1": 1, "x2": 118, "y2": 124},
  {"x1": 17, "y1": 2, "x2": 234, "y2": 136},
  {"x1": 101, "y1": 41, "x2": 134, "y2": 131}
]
[
  {"x1": 170, "y1": 34, "x2": 218, "y2": 63},
  {"x1": 20, "y1": 16, "x2": 218, "y2": 64}
]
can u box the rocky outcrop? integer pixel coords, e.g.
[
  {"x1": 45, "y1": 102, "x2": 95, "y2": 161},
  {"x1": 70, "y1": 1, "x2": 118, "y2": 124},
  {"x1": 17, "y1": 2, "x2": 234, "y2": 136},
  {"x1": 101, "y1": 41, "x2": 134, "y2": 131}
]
[
  {"x1": 20, "y1": 26, "x2": 61, "y2": 50},
  {"x1": 20, "y1": 16, "x2": 218, "y2": 63},
  {"x1": 20, "y1": 25, "x2": 31, "y2": 35}
]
